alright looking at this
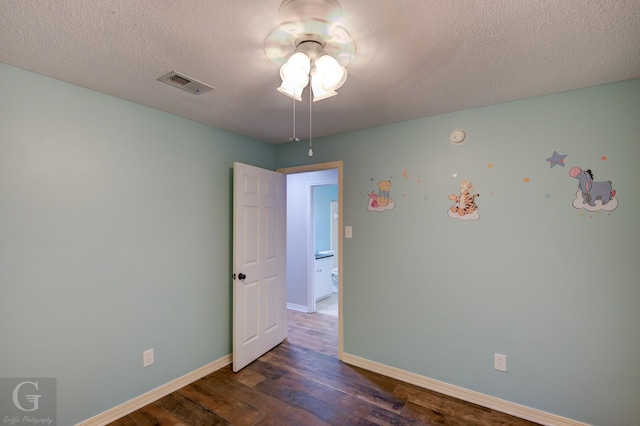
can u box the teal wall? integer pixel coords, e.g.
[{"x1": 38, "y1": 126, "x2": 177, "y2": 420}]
[
  {"x1": 0, "y1": 63, "x2": 275, "y2": 425},
  {"x1": 276, "y1": 79, "x2": 640, "y2": 426},
  {"x1": 314, "y1": 184, "x2": 338, "y2": 253},
  {"x1": 2, "y1": 59, "x2": 638, "y2": 426}
]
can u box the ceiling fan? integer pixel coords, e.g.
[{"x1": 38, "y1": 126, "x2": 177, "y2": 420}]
[{"x1": 262, "y1": 0, "x2": 361, "y2": 153}]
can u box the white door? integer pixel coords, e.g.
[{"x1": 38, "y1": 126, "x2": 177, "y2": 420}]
[{"x1": 233, "y1": 162, "x2": 286, "y2": 372}]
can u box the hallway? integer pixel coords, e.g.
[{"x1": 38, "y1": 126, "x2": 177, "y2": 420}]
[{"x1": 286, "y1": 309, "x2": 338, "y2": 357}]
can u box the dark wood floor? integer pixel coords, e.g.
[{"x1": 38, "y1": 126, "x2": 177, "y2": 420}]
[{"x1": 108, "y1": 310, "x2": 539, "y2": 425}]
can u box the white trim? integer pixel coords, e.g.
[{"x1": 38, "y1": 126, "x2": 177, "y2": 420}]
[
  {"x1": 341, "y1": 353, "x2": 588, "y2": 426},
  {"x1": 76, "y1": 354, "x2": 232, "y2": 426},
  {"x1": 287, "y1": 302, "x2": 311, "y2": 313},
  {"x1": 74, "y1": 349, "x2": 584, "y2": 426}
]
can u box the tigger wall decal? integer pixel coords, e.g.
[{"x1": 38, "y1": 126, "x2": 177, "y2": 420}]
[
  {"x1": 447, "y1": 180, "x2": 480, "y2": 221},
  {"x1": 569, "y1": 166, "x2": 618, "y2": 212}
]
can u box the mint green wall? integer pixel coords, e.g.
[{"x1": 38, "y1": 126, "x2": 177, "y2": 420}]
[
  {"x1": 276, "y1": 79, "x2": 640, "y2": 426},
  {"x1": 3, "y1": 60, "x2": 637, "y2": 426},
  {"x1": 0, "y1": 63, "x2": 275, "y2": 425}
]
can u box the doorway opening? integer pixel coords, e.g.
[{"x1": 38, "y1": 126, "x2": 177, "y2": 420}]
[
  {"x1": 311, "y1": 182, "x2": 338, "y2": 316},
  {"x1": 278, "y1": 161, "x2": 343, "y2": 359}
]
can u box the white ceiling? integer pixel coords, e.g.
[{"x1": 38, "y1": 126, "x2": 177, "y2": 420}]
[{"x1": 1, "y1": 0, "x2": 639, "y2": 145}]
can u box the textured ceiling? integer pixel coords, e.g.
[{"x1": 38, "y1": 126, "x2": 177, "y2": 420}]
[{"x1": 1, "y1": 0, "x2": 639, "y2": 144}]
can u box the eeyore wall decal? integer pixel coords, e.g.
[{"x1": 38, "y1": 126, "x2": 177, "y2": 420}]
[{"x1": 569, "y1": 166, "x2": 618, "y2": 211}]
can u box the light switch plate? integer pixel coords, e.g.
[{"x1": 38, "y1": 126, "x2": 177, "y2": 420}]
[{"x1": 345, "y1": 226, "x2": 353, "y2": 238}]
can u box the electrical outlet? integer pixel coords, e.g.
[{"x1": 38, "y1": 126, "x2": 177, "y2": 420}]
[
  {"x1": 143, "y1": 349, "x2": 154, "y2": 367},
  {"x1": 494, "y1": 353, "x2": 506, "y2": 372}
]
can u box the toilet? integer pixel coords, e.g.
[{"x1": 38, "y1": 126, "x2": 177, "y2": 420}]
[{"x1": 331, "y1": 268, "x2": 339, "y2": 293}]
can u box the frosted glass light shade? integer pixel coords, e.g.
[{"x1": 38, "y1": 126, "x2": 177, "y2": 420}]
[
  {"x1": 287, "y1": 52, "x2": 312, "y2": 71},
  {"x1": 280, "y1": 65, "x2": 308, "y2": 89},
  {"x1": 320, "y1": 66, "x2": 347, "y2": 91},
  {"x1": 314, "y1": 54, "x2": 347, "y2": 91},
  {"x1": 280, "y1": 52, "x2": 311, "y2": 88},
  {"x1": 277, "y1": 80, "x2": 303, "y2": 101},
  {"x1": 310, "y1": 72, "x2": 337, "y2": 102}
]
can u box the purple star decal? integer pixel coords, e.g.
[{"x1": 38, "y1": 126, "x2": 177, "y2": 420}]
[{"x1": 546, "y1": 151, "x2": 567, "y2": 168}]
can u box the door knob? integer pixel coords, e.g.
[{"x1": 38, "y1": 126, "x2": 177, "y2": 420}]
[{"x1": 238, "y1": 273, "x2": 246, "y2": 280}]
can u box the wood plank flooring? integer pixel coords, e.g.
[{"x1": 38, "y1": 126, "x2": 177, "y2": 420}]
[{"x1": 107, "y1": 310, "x2": 539, "y2": 425}]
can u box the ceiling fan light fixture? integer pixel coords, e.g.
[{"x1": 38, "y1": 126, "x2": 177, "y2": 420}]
[
  {"x1": 277, "y1": 35, "x2": 347, "y2": 102},
  {"x1": 273, "y1": 29, "x2": 350, "y2": 150}
]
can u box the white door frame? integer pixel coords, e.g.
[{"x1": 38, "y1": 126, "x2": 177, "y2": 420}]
[{"x1": 278, "y1": 161, "x2": 344, "y2": 359}]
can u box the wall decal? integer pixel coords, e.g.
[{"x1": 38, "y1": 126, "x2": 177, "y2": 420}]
[
  {"x1": 402, "y1": 168, "x2": 409, "y2": 179},
  {"x1": 447, "y1": 180, "x2": 480, "y2": 221},
  {"x1": 569, "y1": 167, "x2": 618, "y2": 212},
  {"x1": 523, "y1": 177, "x2": 530, "y2": 183},
  {"x1": 367, "y1": 179, "x2": 395, "y2": 212},
  {"x1": 546, "y1": 151, "x2": 567, "y2": 167}
]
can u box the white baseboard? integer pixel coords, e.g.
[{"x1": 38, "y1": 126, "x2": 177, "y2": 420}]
[
  {"x1": 287, "y1": 302, "x2": 310, "y2": 313},
  {"x1": 76, "y1": 354, "x2": 232, "y2": 426},
  {"x1": 78, "y1": 351, "x2": 587, "y2": 426},
  {"x1": 341, "y1": 353, "x2": 588, "y2": 426}
]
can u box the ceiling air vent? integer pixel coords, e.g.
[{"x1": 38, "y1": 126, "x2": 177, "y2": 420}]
[{"x1": 157, "y1": 71, "x2": 214, "y2": 95}]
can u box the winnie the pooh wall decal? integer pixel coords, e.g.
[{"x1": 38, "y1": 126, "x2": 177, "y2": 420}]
[
  {"x1": 367, "y1": 179, "x2": 395, "y2": 212},
  {"x1": 569, "y1": 167, "x2": 618, "y2": 212},
  {"x1": 447, "y1": 180, "x2": 480, "y2": 221}
]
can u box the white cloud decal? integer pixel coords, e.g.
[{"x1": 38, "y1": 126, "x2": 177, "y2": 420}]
[
  {"x1": 368, "y1": 199, "x2": 395, "y2": 212},
  {"x1": 447, "y1": 209, "x2": 480, "y2": 221},
  {"x1": 572, "y1": 190, "x2": 618, "y2": 212}
]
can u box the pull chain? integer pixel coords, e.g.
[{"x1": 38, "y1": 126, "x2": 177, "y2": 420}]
[
  {"x1": 308, "y1": 91, "x2": 313, "y2": 156},
  {"x1": 289, "y1": 96, "x2": 299, "y2": 142}
]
